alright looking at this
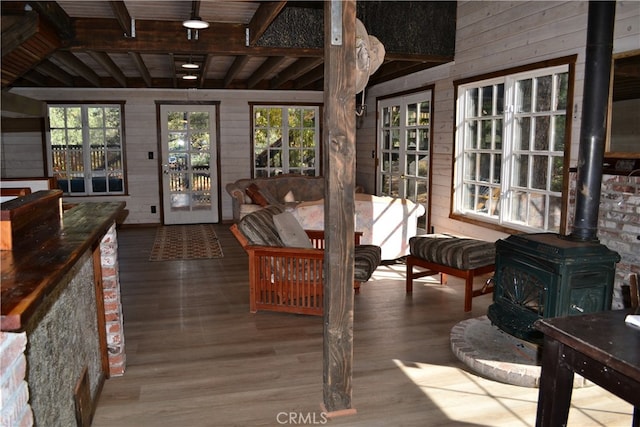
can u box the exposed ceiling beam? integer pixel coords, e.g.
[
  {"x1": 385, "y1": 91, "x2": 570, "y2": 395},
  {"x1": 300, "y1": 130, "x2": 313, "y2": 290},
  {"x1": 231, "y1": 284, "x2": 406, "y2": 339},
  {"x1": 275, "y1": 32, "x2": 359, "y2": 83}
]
[
  {"x1": 269, "y1": 57, "x2": 323, "y2": 89},
  {"x1": 129, "y1": 52, "x2": 152, "y2": 87},
  {"x1": 20, "y1": 69, "x2": 49, "y2": 86},
  {"x1": 247, "y1": 56, "x2": 288, "y2": 88},
  {"x1": 70, "y1": 18, "x2": 321, "y2": 57},
  {"x1": 52, "y1": 51, "x2": 101, "y2": 87},
  {"x1": 35, "y1": 59, "x2": 74, "y2": 86},
  {"x1": 223, "y1": 56, "x2": 250, "y2": 88},
  {"x1": 189, "y1": 1, "x2": 202, "y2": 20},
  {"x1": 26, "y1": 1, "x2": 74, "y2": 39},
  {"x1": 1, "y1": 12, "x2": 39, "y2": 56},
  {"x1": 87, "y1": 51, "x2": 127, "y2": 87},
  {"x1": 169, "y1": 53, "x2": 177, "y2": 89},
  {"x1": 247, "y1": 1, "x2": 287, "y2": 46},
  {"x1": 293, "y1": 65, "x2": 323, "y2": 89},
  {"x1": 109, "y1": 1, "x2": 133, "y2": 38},
  {"x1": 199, "y1": 54, "x2": 212, "y2": 89},
  {"x1": 1, "y1": 91, "x2": 45, "y2": 117}
]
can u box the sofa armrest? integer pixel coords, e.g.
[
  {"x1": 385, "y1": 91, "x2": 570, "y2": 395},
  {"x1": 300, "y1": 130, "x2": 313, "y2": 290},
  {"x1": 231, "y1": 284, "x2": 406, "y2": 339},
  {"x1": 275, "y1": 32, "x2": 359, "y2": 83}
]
[
  {"x1": 305, "y1": 230, "x2": 363, "y2": 248},
  {"x1": 225, "y1": 183, "x2": 249, "y2": 222}
]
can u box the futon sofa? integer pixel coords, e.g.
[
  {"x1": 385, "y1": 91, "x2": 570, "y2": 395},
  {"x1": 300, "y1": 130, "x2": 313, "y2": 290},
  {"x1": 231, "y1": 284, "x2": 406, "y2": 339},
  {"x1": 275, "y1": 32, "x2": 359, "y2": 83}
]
[
  {"x1": 226, "y1": 175, "x2": 426, "y2": 260},
  {"x1": 230, "y1": 205, "x2": 381, "y2": 315}
]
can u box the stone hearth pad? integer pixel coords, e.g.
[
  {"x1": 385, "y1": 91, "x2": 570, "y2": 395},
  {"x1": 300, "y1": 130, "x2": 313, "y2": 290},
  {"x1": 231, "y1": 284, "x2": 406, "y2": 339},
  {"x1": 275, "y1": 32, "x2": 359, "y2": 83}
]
[{"x1": 450, "y1": 316, "x2": 592, "y2": 388}]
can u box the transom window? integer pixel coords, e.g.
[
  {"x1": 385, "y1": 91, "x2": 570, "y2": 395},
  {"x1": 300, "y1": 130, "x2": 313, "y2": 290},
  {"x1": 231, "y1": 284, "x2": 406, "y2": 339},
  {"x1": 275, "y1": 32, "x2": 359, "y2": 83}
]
[
  {"x1": 251, "y1": 104, "x2": 321, "y2": 177},
  {"x1": 47, "y1": 104, "x2": 125, "y2": 195},
  {"x1": 454, "y1": 63, "x2": 571, "y2": 232}
]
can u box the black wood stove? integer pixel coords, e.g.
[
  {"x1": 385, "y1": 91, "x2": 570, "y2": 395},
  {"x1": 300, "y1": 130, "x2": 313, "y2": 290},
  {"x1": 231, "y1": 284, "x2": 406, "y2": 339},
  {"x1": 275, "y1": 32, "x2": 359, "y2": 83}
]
[
  {"x1": 487, "y1": 233, "x2": 620, "y2": 343},
  {"x1": 489, "y1": 3, "x2": 622, "y2": 345}
]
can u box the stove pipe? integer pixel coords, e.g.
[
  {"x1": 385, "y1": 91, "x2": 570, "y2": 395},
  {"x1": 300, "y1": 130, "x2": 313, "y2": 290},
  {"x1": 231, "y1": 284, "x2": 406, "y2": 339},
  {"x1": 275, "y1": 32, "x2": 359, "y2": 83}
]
[{"x1": 570, "y1": 1, "x2": 616, "y2": 242}]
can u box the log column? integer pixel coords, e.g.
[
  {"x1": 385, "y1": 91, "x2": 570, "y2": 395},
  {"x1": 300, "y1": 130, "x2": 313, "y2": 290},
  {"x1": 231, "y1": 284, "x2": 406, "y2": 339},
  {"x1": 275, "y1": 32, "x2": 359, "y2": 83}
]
[{"x1": 322, "y1": 0, "x2": 357, "y2": 416}]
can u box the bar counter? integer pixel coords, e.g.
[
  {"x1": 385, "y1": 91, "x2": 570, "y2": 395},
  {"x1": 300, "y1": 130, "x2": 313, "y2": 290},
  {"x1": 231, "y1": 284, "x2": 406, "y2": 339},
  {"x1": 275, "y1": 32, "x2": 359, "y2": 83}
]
[{"x1": 1, "y1": 200, "x2": 126, "y2": 331}]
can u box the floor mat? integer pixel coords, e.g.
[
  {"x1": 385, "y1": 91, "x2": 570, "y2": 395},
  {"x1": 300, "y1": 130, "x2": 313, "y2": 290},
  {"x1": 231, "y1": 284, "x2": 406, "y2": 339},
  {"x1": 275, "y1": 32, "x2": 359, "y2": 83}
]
[{"x1": 149, "y1": 224, "x2": 223, "y2": 261}]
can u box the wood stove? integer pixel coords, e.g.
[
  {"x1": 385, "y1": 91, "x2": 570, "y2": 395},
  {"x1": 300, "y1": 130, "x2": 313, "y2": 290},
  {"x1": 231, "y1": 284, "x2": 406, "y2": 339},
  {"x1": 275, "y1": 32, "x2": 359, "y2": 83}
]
[{"x1": 487, "y1": 233, "x2": 620, "y2": 343}]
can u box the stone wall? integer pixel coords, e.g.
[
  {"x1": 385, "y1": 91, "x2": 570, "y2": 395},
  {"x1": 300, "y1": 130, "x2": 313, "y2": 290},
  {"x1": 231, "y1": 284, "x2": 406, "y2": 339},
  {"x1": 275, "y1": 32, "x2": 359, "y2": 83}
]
[{"x1": 25, "y1": 251, "x2": 102, "y2": 427}]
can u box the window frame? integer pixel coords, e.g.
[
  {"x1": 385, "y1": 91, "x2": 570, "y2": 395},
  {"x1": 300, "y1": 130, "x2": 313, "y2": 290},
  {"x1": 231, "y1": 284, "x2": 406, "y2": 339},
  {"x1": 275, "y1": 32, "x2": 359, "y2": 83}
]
[
  {"x1": 46, "y1": 102, "x2": 127, "y2": 196},
  {"x1": 452, "y1": 57, "x2": 576, "y2": 234},
  {"x1": 250, "y1": 103, "x2": 322, "y2": 178}
]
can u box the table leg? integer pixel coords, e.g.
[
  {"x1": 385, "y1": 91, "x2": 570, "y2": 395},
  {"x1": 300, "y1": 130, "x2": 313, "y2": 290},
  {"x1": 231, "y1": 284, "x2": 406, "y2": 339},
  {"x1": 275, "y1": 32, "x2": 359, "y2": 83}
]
[{"x1": 536, "y1": 336, "x2": 575, "y2": 427}]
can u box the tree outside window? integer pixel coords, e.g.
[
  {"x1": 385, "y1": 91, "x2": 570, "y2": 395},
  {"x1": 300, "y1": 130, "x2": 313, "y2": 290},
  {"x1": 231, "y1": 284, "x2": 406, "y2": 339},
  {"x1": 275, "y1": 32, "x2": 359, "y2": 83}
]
[{"x1": 252, "y1": 105, "x2": 320, "y2": 177}]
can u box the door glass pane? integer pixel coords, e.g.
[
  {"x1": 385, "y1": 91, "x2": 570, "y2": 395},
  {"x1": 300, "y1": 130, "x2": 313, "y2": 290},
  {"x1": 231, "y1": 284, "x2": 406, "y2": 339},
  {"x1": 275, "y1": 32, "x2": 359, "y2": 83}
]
[
  {"x1": 407, "y1": 103, "x2": 417, "y2": 126},
  {"x1": 516, "y1": 79, "x2": 533, "y2": 113},
  {"x1": 534, "y1": 116, "x2": 550, "y2": 150},
  {"x1": 418, "y1": 129, "x2": 430, "y2": 150},
  {"x1": 536, "y1": 75, "x2": 553, "y2": 112},
  {"x1": 531, "y1": 156, "x2": 548, "y2": 190},
  {"x1": 481, "y1": 86, "x2": 493, "y2": 116}
]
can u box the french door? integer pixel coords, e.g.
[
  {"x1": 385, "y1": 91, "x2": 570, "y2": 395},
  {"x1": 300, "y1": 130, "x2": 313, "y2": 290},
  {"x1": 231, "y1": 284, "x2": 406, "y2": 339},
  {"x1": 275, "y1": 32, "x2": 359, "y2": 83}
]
[
  {"x1": 378, "y1": 91, "x2": 432, "y2": 228},
  {"x1": 159, "y1": 104, "x2": 219, "y2": 224}
]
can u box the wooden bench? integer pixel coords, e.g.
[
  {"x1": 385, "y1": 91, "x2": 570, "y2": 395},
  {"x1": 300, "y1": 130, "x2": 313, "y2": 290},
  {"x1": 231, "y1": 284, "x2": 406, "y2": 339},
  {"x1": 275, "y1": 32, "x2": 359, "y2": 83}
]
[{"x1": 405, "y1": 234, "x2": 496, "y2": 312}]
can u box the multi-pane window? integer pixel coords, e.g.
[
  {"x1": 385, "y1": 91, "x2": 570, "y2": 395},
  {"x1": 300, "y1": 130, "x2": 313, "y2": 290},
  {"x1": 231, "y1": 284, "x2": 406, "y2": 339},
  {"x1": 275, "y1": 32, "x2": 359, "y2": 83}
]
[
  {"x1": 454, "y1": 65, "x2": 570, "y2": 232},
  {"x1": 252, "y1": 105, "x2": 320, "y2": 177},
  {"x1": 48, "y1": 104, "x2": 125, "y2": 195}
]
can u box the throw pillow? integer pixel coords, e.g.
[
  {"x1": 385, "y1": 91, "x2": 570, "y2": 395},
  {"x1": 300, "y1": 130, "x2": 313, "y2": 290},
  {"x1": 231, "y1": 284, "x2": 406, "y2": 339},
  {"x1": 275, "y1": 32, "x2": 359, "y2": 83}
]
[
  {"x1": 245, "y1": 183, "x2": 270, "y2": 207},
  {"x1": 284, "y1": 190, "x2": 296, "y2": 203},
  {"x1": 273, "y1": 211, "x2": 313, "y2": 248}
]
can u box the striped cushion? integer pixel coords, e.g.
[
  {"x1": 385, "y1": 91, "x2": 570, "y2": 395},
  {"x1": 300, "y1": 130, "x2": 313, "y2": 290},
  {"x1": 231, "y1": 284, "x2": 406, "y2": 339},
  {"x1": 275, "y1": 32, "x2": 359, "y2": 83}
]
[
  {"x1": 354, "y1": 245, "x2": 381, "y2": 282},
  {"x1": 409, "y1": 235, "x2": 495, "y2": 270},
  {"x1": 238, "y1": 205, "x2": 285, "y2": 246}
]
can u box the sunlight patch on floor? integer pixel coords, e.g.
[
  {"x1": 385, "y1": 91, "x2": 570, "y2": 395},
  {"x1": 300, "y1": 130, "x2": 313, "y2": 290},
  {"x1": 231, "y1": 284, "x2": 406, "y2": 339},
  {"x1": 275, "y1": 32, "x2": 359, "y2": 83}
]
[{"x1": 392, "y1": 359, "x2": 634, "y2": 427}]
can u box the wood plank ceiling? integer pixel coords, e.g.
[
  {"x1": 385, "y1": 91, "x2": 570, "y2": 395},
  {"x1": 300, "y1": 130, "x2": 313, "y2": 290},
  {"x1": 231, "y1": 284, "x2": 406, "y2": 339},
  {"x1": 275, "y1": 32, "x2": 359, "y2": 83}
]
[{"x1": 1, "y1": 1, "x2": 457, "y2": 91}]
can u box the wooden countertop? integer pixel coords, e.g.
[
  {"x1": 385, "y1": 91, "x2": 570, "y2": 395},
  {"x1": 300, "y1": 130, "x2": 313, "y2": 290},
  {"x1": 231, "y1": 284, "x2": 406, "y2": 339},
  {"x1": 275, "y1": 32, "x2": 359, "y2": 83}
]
[{"x1": 1, "y1": 201, "x2": 126, "y2": 331}]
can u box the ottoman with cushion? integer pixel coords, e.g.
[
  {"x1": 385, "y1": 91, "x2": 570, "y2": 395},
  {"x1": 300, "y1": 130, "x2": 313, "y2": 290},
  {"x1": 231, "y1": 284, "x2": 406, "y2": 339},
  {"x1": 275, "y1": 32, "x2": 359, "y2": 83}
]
[{"x1": 406, "y1": 234, "x2": 496, "y2": 312}]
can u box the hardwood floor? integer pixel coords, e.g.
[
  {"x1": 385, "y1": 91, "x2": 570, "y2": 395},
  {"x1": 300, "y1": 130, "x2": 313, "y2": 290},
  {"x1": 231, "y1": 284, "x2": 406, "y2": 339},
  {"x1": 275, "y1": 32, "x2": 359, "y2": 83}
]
[{"x1": 92, "y1": 225, "x2": 634, "y2": 427}]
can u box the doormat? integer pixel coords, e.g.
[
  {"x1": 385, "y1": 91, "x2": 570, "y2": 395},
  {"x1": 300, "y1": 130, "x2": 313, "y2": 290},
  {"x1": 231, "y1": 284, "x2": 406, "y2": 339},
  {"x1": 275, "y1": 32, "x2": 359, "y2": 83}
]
[{"x1": 149, "y1": 224, "x2": 223, "y2": 261}]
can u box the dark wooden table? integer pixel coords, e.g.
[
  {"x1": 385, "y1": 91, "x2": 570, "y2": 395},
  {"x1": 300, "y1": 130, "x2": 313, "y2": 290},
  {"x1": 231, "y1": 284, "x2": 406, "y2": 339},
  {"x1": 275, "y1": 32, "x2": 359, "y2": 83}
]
[{"x1": 534, "y1": 309, "x2": 640, "y2": 427}]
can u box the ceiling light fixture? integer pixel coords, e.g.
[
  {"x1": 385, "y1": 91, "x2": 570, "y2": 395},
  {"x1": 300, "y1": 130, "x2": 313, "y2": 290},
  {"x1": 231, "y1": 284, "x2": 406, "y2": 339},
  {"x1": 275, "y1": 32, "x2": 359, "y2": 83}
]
[
  {"x1": 182, "y1": 17, "x2": 209, "y2": 30},
  {"x1": 182, "y1": 62, "x2": 199, "y2": 69},
  {"x1": 182, "y1": 74, "x2": 198, "y2": 80},
  {"x1": 183, "y1": 16, "x2": 209, "y2": 40}
]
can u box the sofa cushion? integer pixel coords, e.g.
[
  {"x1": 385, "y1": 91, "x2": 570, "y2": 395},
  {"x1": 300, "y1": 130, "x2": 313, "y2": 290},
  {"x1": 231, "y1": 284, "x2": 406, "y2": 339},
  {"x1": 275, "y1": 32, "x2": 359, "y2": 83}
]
[
  {"x1": 273, "y1": 212, "x2": 313, "y2": 248},
  {"x1": 354, "y1": 245, "x2": 382, "y2": 282},
  {"x1": 238, "y1": 205, "x2": 285, "y2": 246}
]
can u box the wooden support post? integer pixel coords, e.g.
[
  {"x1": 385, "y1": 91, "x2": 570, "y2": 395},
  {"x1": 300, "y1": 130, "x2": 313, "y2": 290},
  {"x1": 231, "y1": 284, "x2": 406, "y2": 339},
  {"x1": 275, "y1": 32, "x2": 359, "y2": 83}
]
[{"x1": 322, "y1": 0, "x2": 357, "y2": 416}]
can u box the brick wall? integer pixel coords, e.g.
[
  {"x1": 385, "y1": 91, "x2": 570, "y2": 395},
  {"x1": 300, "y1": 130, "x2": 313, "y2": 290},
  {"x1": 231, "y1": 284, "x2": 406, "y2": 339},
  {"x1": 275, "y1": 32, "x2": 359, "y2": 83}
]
[
  {"x1": 569, "y1": 173, "x2": 640, "y2": 308},
  {"x1": 100, "y1": 224, "x2": 126, "y2": 376},
  {"x1": 0, "y1": 332, "x2": 33, "y2": 426}
]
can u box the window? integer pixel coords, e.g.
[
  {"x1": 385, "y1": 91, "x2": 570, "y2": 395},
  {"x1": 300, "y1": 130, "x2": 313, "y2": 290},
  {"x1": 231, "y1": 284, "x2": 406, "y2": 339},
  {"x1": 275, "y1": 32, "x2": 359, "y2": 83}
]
[
  {"x1": 251, "y1": 105, "x2": 320, "y2": 177},
  {"x1": 454, "y1": 63, "x2": 571, "y2": 232},
  {"x1": 47, "y1": 104, "x2": 125, "y2": 195}
]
